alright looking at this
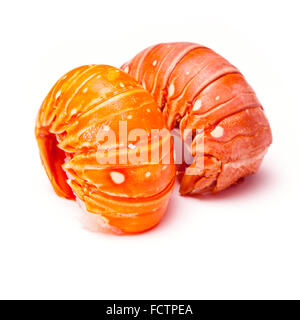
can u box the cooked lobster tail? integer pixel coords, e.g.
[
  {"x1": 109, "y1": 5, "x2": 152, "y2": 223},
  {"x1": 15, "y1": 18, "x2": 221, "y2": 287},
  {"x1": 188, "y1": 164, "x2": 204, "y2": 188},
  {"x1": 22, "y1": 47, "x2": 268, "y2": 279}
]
[
  {"x1": 122, "y1": 42, "x2": 272, "y2": 195},
  {"x1": 35, "y1": 65, "x2": 176, "y2": 234}
]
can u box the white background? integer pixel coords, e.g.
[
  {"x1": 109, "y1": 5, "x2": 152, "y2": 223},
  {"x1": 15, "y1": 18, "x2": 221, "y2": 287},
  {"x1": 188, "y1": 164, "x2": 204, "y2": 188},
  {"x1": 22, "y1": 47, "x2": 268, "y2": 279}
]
[{"x1": 0, "y1": 0, "x2": 299, "y2": 299}]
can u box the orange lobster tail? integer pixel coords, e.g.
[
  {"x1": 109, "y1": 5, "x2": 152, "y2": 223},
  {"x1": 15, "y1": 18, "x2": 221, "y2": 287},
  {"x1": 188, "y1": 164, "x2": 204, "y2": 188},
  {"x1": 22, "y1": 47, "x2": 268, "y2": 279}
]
[
  {"x1": 122, "y1": 42, "x2": 272, "y2": 195},
  {"x1": 35, "y1": 65, "x2": 176, "y2": 234}
]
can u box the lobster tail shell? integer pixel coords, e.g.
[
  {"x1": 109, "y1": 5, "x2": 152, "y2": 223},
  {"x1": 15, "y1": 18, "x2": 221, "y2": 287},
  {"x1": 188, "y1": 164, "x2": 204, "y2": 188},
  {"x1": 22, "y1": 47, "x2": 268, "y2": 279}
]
[
  {"x1": 36, "y1": 65, "x2": 176, "y2": 234},
  {"x1": 122, "y1": 42, "x2": 272, "y2": 195}
]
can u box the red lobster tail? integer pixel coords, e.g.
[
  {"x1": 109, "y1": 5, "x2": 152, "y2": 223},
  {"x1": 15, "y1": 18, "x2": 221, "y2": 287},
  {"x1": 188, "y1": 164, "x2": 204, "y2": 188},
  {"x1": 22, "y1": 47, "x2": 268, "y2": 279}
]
[{"x1": 121, "y1": 42, "x2": 272, "y2": 195}]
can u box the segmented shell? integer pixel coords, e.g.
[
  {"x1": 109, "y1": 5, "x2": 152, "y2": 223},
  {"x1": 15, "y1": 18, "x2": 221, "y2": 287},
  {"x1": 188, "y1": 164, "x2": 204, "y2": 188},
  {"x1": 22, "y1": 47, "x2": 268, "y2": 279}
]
[
  {"x1": 121, "y1": 42, "x2": 272, "y2": 194},
  {"x1": 35, "y1": 65, "x2": 176, "y2": 234}
]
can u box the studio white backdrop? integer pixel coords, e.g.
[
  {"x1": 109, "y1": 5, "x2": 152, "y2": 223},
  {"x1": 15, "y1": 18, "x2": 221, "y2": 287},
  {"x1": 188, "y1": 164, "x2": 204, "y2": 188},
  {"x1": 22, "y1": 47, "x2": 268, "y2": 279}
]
[{"x1": 0, "y1": 0, "x2": 299, "y2": 299}]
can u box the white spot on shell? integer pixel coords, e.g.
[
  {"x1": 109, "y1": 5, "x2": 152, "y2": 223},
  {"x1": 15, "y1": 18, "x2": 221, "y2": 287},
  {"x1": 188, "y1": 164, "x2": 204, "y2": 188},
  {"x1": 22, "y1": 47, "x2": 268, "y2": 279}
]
[
  {"x1": 216, "y1": 96, "x2": 220, "y2": 101},
  {"x1": 210, "y1": 126, "x2": 224, "y2": 138},
  {"x1": 55, "y1": 90, "x2": 61, "y2": 99},
  {"x1": 96, "y1": 75, "x2": 101, "y2": 79},
  {"x1": 103, "y1": 125, "x2": 110, "y2": 132},
  {"x1": 120, "y1": 82, "x2": 125, "y2": 88},
  {"x1": 146, "y1": 108, "x2": 151, "y2": 113},
  {"x1": 124, "y1": 66, "x2": 129, "y2": 73},
  {"x1": 152, "y1": 60, "x2": 157, "y2": 66},
  {"x1": 81, "y1": 142, "x2": 90, "y2": 147},
  {"x1": 128, "y1": 143, "x2": 136, "y2": 150},
  {"x1": 145, "y1": 172, "x2": 151, "y2": 178},
  {"x1": 110, "y1": 171, "x2": 125, "y2": 184},
  {"x1": 168, "y1": 83, "x2": 175, "y2": 97},
  {"x1": 162, "y1": 165, "x2": 168, "y2": 171},
  {"x1": 192, "y1": 99, "x2": 202, "y2": 111},
  {"x1": 186, "y1": 71, "x2": 190, "y2": 75},
  {"x1": 70, "y1": 109, "x2": 77, "y2": 116},
  {"x1": 83, "y1": 87, "x2": 88, "y2": 93},
  {"x1": 127, "y1": 115, "x2": 132, "y2": 119}
]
